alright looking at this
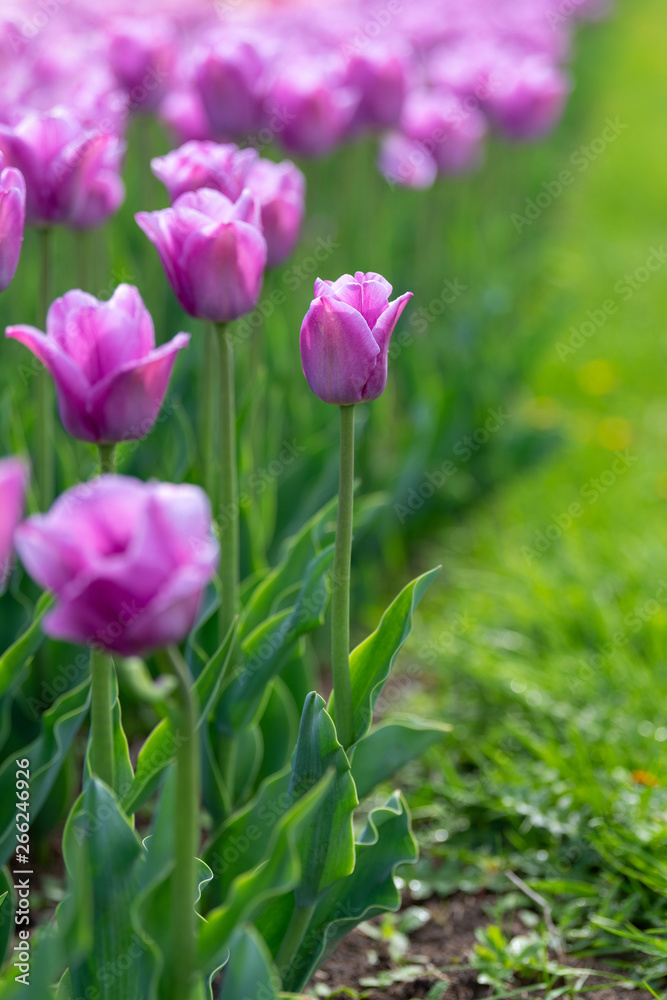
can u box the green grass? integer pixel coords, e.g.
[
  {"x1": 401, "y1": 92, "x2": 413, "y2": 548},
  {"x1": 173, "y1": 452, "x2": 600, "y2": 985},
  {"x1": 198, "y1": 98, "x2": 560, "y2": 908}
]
[{"x1": 397, "y1": 0, "x2": 667, "y2": 991}]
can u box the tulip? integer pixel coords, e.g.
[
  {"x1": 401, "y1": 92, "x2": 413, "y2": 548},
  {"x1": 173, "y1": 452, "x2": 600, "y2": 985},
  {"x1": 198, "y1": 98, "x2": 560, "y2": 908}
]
[
  {"x1": 268, "y1": 58, "x2": 358, "y2": 157},
  {"x1": 0, "y1": 457, "x2": 28, "y2": 589},
  {"x1": 377, "y1": 132, "x2": 438, "y2": 190},
  {"x1": 0, "y1": 108, "x2": 125, "y2": 229},
  {"x1": 0, "y1": 152, "x2": 25, "y2": 292},
  {"x1": 195, "y1": 38, "x2": 266, "y2": 140},
  {"x1": 6, "y1": 284, "x2": 189, "y2": 447},
  {"x1": 300, "y1": 271, "x2": 412, "y2": 406},
  {"x1": 400, "y1": 88, "x2": 487, "y2": 173},
  {"x1": 136, "y1": 188, "x2": 267, "y2": 323},
  {"x1": 484, "y1": 56, "x2": 569, "y2": 140},
  {"x1": 107, "y1": 16, "x2": 175, "y2": 113},
  {"x1": 15, "y1": 474, "x2": 218, "y2": 656},
  {"x1": 344, "y1": 45, "x2": 409, "y2": 132},
  {"x1": 150, "y1": 140, "x2": 258, "y2": 203},
  {"x1": 243, "y1": 158, "x2": 305, "y2": 267}
]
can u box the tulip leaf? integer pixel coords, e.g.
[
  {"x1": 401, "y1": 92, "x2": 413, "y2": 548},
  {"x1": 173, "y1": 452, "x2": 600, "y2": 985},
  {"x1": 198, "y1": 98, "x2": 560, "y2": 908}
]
[
  {"x1": 216, "y1": 547, "x2": 334, "y2": 735},
  {"x1": 271, "y1": 792, "x2": 418, "y2": 992},
  {"x1": 116, "y1": 657, "x2": 177, "y2": 706},
  {"x1": 122, "y1": 622, "x2": 237, "y2": 814},
  {"x1": 232, "y1": 726, "x2": 263, "y2": 804},
  {"x1": 0, "y1": 868, "x2": 14, "y2": 969},
  {"x1": 219, "y1": 926, "x2": 277, "y2": 1000},
  {"x1": 83, "y1": 667, "x2": 134, "y2": 799},
  {"x1": 197, "y1": 769, "x2": 334, "y2": 975},
  {"x1": 0, "y1": 592, "x2": 53, "y2": 700},
  {"x1": 255, "y1": 677, "x2": 299, "y2": 791},
  {"x1": 241, "y1": 497, "x2": 337, "y2": 636},
  {"x1": 350, "y1": 718, "x2": 451, "y2": 800},
  {"x1": 62, "y1": 779, "x2": 145, "y2": 1000},
  {"x1": 329, "y1": 567, "x2": 440, "y2": 745},
  {"x1": 0, "y1": 678, "x2": 91, "y2": 867},
  {"x1": 288, "y1": 693, "x2": 357, "y2": 907},
  {"x1": 203, "y1": 767, "x2": 292, "y2": 910}
]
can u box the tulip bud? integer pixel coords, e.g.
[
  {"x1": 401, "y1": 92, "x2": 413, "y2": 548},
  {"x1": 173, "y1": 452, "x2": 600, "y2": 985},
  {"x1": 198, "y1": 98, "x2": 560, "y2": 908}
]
[
  {"x1": 0, "y1": 153, "x2": 25, "y2": 292},
  {"x1": 300, "y1": 271, "x2": 412, "y2": 405},
  {"x1": 0, "y1": 457, "x2": 28, "y2": 589}
]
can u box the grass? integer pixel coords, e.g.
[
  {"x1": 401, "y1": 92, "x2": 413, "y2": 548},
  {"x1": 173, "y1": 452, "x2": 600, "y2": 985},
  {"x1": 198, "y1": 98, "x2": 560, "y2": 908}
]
[{"x1": 391, "y1": 0, "x2": 667, "y2": 992}]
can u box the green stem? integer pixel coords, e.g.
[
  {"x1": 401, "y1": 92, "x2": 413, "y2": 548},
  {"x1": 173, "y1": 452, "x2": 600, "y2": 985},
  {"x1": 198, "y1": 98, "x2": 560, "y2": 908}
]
[
  {"x1": 217, "y1": 323, "x2": 239, "y2": 645},
  {"x1": 331, "y1": 405, "x2": 355, "y2": 749},
  {"x1": 167, "y1": 645, "x2": 199, "y2": 1000},
  {"x1": 202, "y1": 324, "x2": 218, "y2": 505},
  {"x1": 76, "y1": 230, "x2": 88, "y2": 290},
  {"x1": 275, "y1": 902, "x2": 316, "y2": 976},
  {"x1": 38, "y1": 228, "x2": 54, "y2": 509},
  {"x1": 98, "y1": 444, "x2": 116, "y2": 475},
  {"x1": 89, "y1": 648, "x2": 115, "y2": 789}
]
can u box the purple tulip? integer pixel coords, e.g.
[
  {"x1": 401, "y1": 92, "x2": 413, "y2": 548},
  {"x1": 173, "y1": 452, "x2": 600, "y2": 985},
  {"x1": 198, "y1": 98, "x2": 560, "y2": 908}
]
[
  {"x1": 107, "y1": 16, "x2": 175, "y2": 113},
  {"x1": 243, "y1": 158, "x2": 305, "y2": 267},
  {"x1": 15, "y1": 476, "x2": 218, "y2": 656},
  {"x1": 195, "y1": 38, "x2": 266, "y2": 140},
  {"x1": 344, "y1": 45, "x2": 410, "y2": 132},
  {"x1": 0, "y1": 152, "x2": 25, "y2": 292},
  {"x1": 484, "y1": 57, "x2": 569, "y2": 140},
  {"x1": 6, "y1": 285, "x2": 189, "y2": 445},
  {"x1": 0, "y1": 109, "x2": 125, "y2": 229},
  {"x1": 151, "y1": 140, "x2": 258, "y2": 203},
  {"x1": 399, "y1": 88, "x2": 487, "y2": 174},
  {"x1": 268, "y1": 59, "x2": 358, "y2": 157},
  {"x1": 0, "y1": 457, "x2": 28, "y2": 589},
  {"x1": 378, "y1": 133, "x2": 438, "y2": 190},
  {"x1": 300, "y1": 271, "x2": 412, "y2": 405},
  {"x1": 136, "y1": 188, "x2": 267, "y2": 323}
]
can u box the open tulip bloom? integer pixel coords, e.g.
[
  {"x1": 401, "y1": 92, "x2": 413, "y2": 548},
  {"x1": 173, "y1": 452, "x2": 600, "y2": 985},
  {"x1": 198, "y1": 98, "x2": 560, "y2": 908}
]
[{"x1": 6, "y1": 284, "x2": 189, "y2": 451}]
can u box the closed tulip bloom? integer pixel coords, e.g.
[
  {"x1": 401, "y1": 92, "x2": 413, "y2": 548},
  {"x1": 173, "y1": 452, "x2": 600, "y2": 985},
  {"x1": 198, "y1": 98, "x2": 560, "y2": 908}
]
[
  {"x1": 344, "y1": 45, "x2": 409, "y2": 132},
  {"x1": 151, "y1": 140, "x2": 258, "y2": 203},
  {"x1": 268, "y1": 59, "x2": 358, "y2": 157},
  {"x1": 300, "y1": 272, "x2": 412, "y2": 405},
  {"x1": 0, "y1": 152, "x2": 25, "y2": 292},
  {"x1": 195, "y1": 39, "x2": 266, "y2": 140},
  {"x1": 15, "y1": 476, "x2": 219, "y2": 655},
  {"x1": 0, "y1": 457, "x2": 28, "y2": 589},
  {"x1": 484, "y1": 56, "x2": 569, "y2": 140},
  {"x1": 377, "y1": 132, "x2": 438, "y2": 190},
  {"x1": 108, "y1": 16, "x2": 175, "y2": 113},
  {"x1": 6, "y1": 285, "x2": 189, "y2": 445},
  {"x1": 400, "y1": 88, "x2": 486, "y2": 174},
  {"x1": 0, "y1": 108, "x2": 125, "y2": 229},
  {"x1": 136, "y1": 188, "x2": 267, "y2": 322},
  {"x1": 241, "y1": 158, "x2": 305, "y2": 267}
]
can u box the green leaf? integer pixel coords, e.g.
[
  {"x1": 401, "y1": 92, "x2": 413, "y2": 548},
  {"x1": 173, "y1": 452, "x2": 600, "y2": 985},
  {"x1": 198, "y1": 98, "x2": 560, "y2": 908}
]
[
  {"x1": 197, "y1": 769, "x2": 334, "y2": 975},
  {"x1": 330, "y1": 568, "x2": 440, "y2": 745},
  {"x1": 350, "y1": 718, "x2": 450, "y2": 800},
  {"x1": 122, "y1": 623, "x2": 236, "y2": 814},
  {"x1": 62, "y1": 779, "x2": 145, "y2": 1000},
  {"x1": 84, "y1": 667, "x2": 134, "y2": 799},
  {"x1": 219, "y1": 925, "x2": 277, "y2": 1000},
  {"x1": 203, "y1": 768, "x2": 292, "y2": 910},
  {"x1": 255, "y1": 677, "x2": 299, "y2": 791},
  {"x1": 280, "y1": 792, "x2": 418, "y2": 992},
  {"x1": 0, "y1": 868, "x2": 14, "y2": 969},
  {"x1": 216, "y1": 548, "x2": 334, "y2": 735},
  {"x1": 0, "y1": 679, "x2": 91, "y2": 866},
  {"x1": 0, "y1": 592, "x2": 53, "y2": 700},
  {"x1": 288, "y1": 693, "x2": 357, "y2": 907},
  {"x1": 116, "y1": 657, "x2": 177, "y2": 706}
]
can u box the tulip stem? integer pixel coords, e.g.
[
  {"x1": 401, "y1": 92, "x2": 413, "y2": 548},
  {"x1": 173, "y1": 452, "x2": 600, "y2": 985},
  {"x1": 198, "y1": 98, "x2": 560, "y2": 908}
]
[
  {"x1": 275, "y1": 902, "x2": 316, "y2": 979},
  {"x1": 89, "y1": 648, "x2": 115, "y2": 790},
  {"x1": 217, "y1": 323, "x2": 238, "y2": 645},
  {"x1": 203, "y1": 324, "x2": 218, "y2": 506},
  {"x1": 98, "y1": 444, "x2": 116, "y2": 475},
  {"x1": 166, "y1": 645, "x2": 199, "y2": 1000},
  {"x1": 38, "y1": 227, "x2": 54, "y2": 510},
  {"x1": 331, "y1": 404, "x2": 355, "y2": 749}
]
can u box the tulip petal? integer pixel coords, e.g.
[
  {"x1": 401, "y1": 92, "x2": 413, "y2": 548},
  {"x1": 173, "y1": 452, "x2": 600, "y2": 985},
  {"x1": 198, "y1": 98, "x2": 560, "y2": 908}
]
[
  {"x1": 361, "y1": 291, "x2": 413, "y2": 402},
  {"x1": 300, "y1": 297, "x2": 380, "y2": 405},
  {"x1": 179, "y1": 220, "x2": 266, "y2": 322},
  {"x1": 87, "y1": 332, "x2": 190, "y2": 443},
  {"x1": 5, "y1": 324, "x2": 98, "y2": 441}
]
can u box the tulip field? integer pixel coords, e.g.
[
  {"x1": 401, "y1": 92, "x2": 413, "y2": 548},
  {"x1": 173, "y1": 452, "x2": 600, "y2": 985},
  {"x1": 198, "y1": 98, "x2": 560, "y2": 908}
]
[{"x1": 2, "y1": 0, "x2": 667, "y2": 997}]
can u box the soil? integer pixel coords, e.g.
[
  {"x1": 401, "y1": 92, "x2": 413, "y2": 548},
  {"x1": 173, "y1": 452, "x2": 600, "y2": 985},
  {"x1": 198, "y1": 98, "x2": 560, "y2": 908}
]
[{"x1": 312, "y1": 893, "x2": 653, "y2": 1000}]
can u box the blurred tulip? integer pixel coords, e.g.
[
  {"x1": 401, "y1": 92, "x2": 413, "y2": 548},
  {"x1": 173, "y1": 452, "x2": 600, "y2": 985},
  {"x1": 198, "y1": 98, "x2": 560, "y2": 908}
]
[
  {"x1": 0, "y1": 152, "x2": 25, "y2": 292},
  {"x1": 300, "y1": 271, "x2": 412, "y2": 405},
  {"x1": 6, "y1": 285, "x2": 189, "y2": 444},
  {"x1": 484, "y1": 56, "x2": 570, "y2": 140},
  {"x1": 244, "y1": 158, "x2": 305, "y2": 267},
  {"x1": 136, "y1": 188, "x2": 267, "y2": 322},
  {"x1": 108, "y1": 16, "x2": 175, "y2": 113},
  {"x1": 344, "y1": 45, "x2": 410, "y2": 132},
  {"x1": 0, "y1": 108, "x2": 125, "y2": 229},
  {"x1": 151, "y1": 140, "x2": 257, "y2": 202},
  {"x1": 15, "y1": 475, "x2": 218, "y2": 655},
  {"x1": 195, "y1": 38, "x2": 266, "y2": 139},
  {"x1": 0, "y1": 457, "x2": 28, "y2": 589},
  {"x1": 400, "y1": 88, "x2": 487, "y2": 173},
  {"x1": 268, "y1": 58, "x2": 358, "y2": 157}
]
